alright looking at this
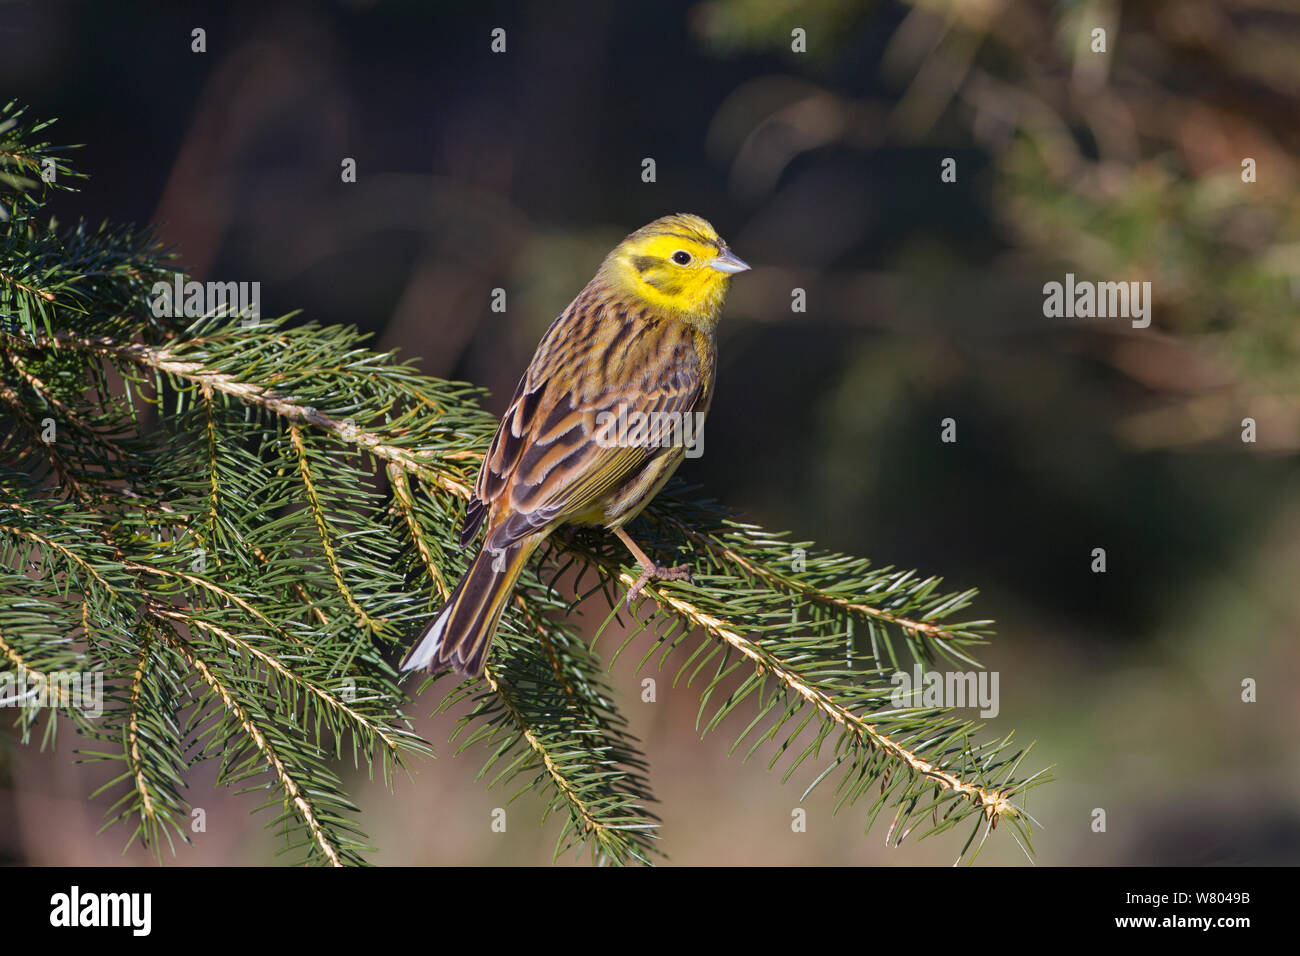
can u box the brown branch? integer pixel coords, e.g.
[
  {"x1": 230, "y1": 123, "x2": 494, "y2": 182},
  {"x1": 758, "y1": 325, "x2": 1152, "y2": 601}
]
[
  {"x1": 126, "y1": 634, "x2": 158, "y2": 826},
  {"x1": 0, "y1": 521, "x2": 118, "y2": 596},
  {"x1": 0, "y1": 270, "x2": 57, "y2": 302},
  {"x1": 0, "y1": 377, "x2": 90, "y2": 501},
  {"x1": 39, "y1": 332, "x2": 473, "y2": 499},
  {"x1": 659, "y1": 514, "x2": 972, "y2": 642},
  {"x1": 288, "y1": 424, "x2": 383, "y2": 633},
  {"x1": 145, "y1": 601, "x2": 406, "y2": 758},
  {"x1": 199, "y1": 382, "x2": 221, "y2": 550},
  {"x1": 0, "y1": 628, "x2": 60, "y2": 706},
  {"x1": 4, "y1": 350, "x2": 131, "y2": 459},
  {"x1": 481, "y1": 662, "x2": 616, "y2": 847},
  {"x1": 388, "y1": 463, "x2": 449, "y2": 601},
  {"x1": 623, "y1": 569, "x2": 1017, "y2": 821},
  {"x1": 252, "y1": 545, "x2": 331, "y2": 630},
  {"x1": 151, "y1": 618, "x2": 345, "y2": 867}
]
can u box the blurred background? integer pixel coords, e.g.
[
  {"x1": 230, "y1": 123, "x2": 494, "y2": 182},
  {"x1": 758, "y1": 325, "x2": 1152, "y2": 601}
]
[{"x1": 1, "y1": 0, "x2": 1298, "y2": 865}]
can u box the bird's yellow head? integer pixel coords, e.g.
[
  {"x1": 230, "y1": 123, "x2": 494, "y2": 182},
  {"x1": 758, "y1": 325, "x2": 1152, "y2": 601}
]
[{"x1": 599, "y1": 213, "x2": 749, "y2": 326}]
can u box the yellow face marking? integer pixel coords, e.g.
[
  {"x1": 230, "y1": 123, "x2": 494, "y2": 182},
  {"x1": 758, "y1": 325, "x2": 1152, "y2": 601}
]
[{"x1": 602, "y1": 221, "x2": 736, "y2": 320}]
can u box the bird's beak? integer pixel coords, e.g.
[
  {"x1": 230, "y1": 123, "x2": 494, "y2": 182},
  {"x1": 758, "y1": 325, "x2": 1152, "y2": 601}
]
[{"x1": 710, "y1": 248, "x2": 751, "y2": 274}]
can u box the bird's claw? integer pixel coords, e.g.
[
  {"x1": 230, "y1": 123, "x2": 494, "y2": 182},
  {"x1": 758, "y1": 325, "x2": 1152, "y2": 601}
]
[{"x1": 627, "y1": 563, "x2": 693, "y2": 606}]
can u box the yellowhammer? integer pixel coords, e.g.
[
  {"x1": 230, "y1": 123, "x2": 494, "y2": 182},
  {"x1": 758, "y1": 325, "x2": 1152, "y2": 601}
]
[{"x1": 401, "y1": 213, "x2": 749, "y2": 676}]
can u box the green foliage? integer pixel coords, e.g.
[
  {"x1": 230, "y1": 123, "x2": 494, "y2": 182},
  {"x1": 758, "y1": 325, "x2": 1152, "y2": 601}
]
[{"x1": 0, "y1": 109, "x2": 1048, "y2": 865}]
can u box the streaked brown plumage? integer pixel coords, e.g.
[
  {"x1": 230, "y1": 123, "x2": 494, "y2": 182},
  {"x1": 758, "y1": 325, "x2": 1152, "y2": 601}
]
[{"x1": 402, "y1": 213, "x2": 749, "y2": 676}]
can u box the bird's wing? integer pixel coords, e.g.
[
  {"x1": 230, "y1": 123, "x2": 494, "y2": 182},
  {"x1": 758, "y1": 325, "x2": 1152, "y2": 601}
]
[{"x1": 463, "y1": 298, "x2": 706, "y2": 551}]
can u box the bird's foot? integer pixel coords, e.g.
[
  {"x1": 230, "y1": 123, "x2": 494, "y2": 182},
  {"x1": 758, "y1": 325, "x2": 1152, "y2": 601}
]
[{"x1": 627, "y1": 562, "x2": 693, "y2": 605}]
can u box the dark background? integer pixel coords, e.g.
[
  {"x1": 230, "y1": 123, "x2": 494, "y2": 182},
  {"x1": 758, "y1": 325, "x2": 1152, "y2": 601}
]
[{"x1": 1, "y1": 0, "x2": 1297, "y2": 865}]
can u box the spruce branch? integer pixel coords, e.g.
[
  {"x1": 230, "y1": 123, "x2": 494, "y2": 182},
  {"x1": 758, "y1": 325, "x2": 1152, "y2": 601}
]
[
  {"x1": 0, "y1": 108, "x2": 1050, "y2": 865},
  {"x1": 25, "y1": 316, "x2": 1040, "y2": 858},
  {"x1": 156, "y1": 623, "x2": 349, "y2": 867}
]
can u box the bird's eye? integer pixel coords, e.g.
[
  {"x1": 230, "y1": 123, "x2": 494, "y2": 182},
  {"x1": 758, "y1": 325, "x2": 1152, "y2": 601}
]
[{"x1": 671, "y1": 251, "x2": 692, "y2": 265}]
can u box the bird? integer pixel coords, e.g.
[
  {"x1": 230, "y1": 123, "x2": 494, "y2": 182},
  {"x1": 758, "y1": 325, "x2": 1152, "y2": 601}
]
[{"x1": 401, "y1": 213, "x2": 750, "y2": 677}]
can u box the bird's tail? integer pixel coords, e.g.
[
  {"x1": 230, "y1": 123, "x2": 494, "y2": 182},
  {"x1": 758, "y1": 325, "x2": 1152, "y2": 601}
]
[{"x1": 400, "y1": 538, "x2": 538, "y2": 677}]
